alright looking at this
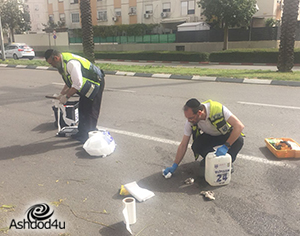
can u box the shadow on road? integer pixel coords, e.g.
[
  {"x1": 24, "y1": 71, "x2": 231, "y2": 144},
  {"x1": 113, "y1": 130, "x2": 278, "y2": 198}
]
[
  {"x1": 0, "y1": 138, "x2": 81, "y2": 160},
  {"x1": 134, "y1": 162, "x2": 228, "y2": 196},
  {"x1": 99, "y1": 221, "x2": 130, "y2": 236},
  {"x1": 31, "y1": 122, "x2": 57, "y2": 133},
  {"x1": 259, "y1": 146, "x2": 300, "y2": 163}
]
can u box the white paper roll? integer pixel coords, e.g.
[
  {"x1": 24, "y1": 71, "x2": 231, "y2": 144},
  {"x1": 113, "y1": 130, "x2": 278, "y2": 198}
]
[{"x1": 123, "y1": 197, "x2": 136, "y2": 225}]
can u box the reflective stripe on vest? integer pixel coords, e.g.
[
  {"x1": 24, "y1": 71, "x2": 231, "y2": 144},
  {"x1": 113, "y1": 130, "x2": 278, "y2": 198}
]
[{"x1": 61, "y1": 53, "x2": 103, "y2": 100}]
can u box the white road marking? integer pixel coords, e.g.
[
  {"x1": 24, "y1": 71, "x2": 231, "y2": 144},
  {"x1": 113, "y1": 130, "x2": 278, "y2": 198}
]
[
  {"x1": 98, "y1": 126, "x2": 297, "y2": 169},
  {"x1": 105, "y1": 88, "x2": 135, "y2": 93},
  {"x1": 99, "y1": 127, "x2": 180, "y2": 146},
  {"x1": 51, "y1": 83, "x2": 135, "y2": 93},
  {"x1": 238, "y1": 101, "x2": 300, "y2": 110},
  {"x1": 239, "y1": 154, "x2": 296, "y2": 168}
]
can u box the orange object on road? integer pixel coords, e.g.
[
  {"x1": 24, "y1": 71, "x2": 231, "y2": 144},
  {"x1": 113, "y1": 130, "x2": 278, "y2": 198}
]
[{"x1": 265, "y1": 137, "x2": 300, "y2": 158}]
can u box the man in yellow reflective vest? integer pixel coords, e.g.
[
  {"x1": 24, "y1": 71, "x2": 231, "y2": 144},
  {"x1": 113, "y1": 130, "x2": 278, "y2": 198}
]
[
  {"x1": 45, "y1": 49, "x2": 105, "y2": 143},
  {"x1": 163, "y1": 98, "x2": 244, "y2": 177}
]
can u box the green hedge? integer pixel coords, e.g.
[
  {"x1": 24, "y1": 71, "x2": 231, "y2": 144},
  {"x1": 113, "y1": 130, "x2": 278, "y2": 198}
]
[
  {"x1": 93, "y1": 51, "x2": 209, "y2": 62},
  {"x1": 36, "y1": 49, "x2": 300, "y2": 63},
  {"x1": 209, "y1": 48, "x2": 300, "y2": 63},
  {"x1": 36, "y1": 50, "x2": 208, "y2": 62},
  {"x1": 209, "y1": 49, "x2": 280, "y2": 63}
]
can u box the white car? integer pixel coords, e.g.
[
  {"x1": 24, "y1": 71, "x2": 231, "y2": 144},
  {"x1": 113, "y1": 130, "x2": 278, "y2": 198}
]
[{"x1": 0, "y1": 43, "x2": 35, "y2": 60}]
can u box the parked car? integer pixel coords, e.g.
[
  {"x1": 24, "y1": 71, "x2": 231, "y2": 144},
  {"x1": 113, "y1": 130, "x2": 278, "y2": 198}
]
[{"x1": 0, "y1": 43, "x2": 35, "y2": 60}]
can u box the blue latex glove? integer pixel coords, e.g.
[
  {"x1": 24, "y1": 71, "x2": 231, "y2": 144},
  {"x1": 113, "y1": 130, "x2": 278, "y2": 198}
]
[
  {"x1": 215, "y1": 145, "x2": 229, "y2": 156},
  {"x1": 163, "y1": 163, "x2": 178, "y2": 176}
]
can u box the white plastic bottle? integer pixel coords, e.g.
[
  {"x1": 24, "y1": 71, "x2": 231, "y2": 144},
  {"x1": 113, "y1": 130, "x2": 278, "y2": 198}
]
[{"x1": 205, "y1": 152, "x2": 232, "y2": 186}]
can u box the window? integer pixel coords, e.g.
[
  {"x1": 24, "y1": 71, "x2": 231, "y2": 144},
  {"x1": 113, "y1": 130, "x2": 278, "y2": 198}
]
[
  {"x1": 129, "y1": 7, "x2": 136, "y2": 15},
  {"x1": 70, "y1": 0, "x2": 79, "y2": 4},
  {"x1": 97, "y1": 10, "x2": 107, "y2": 21},
  {"x1": 145, "y1": 4, "x2": 153, "y2": 14},
  {"x1": 59, "y1": 13, "x2": 65, "y2": 22},
  {"x1": 8, "y1": 46, "x2": 17, "y2": 50},
  {"x1": 188, "y1": 0, "x2": 195, "y2": 14},
  {"x1": 115, "y1": 8, "x2": 121, "y2": 17},
  {"x1": 181, "y1": 1, "x2": 195, "y2": 15},
  {"x1": 71, "y1": 13, "x2": 80, "y2": 23},
  {"x1": 163, "y1": 2, "x2": 171, "y2": 12},
  {"x1": 49, "y1": 14, "x2": 54, "y2": 23}
]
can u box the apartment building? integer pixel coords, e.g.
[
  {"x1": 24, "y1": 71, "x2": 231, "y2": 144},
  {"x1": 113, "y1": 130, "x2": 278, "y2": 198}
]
[
  {"x1": 37, "y1": 0, "x2": 290, "y2": 32},
  {"x1": 252, "y1": 0, "x2": 283, "y2": 27},
  {"x1": 43, "y1": 0, "x2": 203, "y2": 32},
  {"x1": 23, "y1": 0, "x2": 48, "y2": 32}
]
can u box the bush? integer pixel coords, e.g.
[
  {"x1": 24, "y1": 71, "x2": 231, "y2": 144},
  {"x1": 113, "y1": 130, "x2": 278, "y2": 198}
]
[
  {"x1": 36, "y1": 49, "x2": 300, "y2": 64},
  {"x1": 209, "y1": 49, "x2": 280, "y2": 63},
  {"x1": 93, "y1": 51, "x2": 209, "y2": 62}
]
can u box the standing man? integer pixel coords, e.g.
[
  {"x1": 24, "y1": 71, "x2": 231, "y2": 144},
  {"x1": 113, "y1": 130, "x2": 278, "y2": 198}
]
[
  {"x1": 163, "y1": 98, "x2": 244, "y2": 177},
  {"x1": 45, "y1": 49, "x2": 105, "y2": 143}
]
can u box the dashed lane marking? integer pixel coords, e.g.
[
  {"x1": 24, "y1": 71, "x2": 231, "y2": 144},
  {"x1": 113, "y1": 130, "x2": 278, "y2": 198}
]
[
  {"x1": 238, "y1": 101, "x2": 300, "y2": 110},
  {"x1": 51, "y1": 83, "x2": 135, "y2": 93}
]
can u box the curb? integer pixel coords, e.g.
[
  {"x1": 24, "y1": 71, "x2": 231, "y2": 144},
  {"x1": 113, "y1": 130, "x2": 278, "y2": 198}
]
[
  {"x1": 99, "y1": 59, "x2": 300, "y2": 67},
  {"x1": 1, "y1": 63, "x2": 300, "y2": 87}
]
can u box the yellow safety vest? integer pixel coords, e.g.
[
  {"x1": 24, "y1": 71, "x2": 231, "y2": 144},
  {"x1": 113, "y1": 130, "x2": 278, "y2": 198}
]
[
  {"x1": 192, "y1": 100, "x2": 232, "y2": 140},
  {"x1": 60, "y1": 53, "x2": 104, "y2": 100},
  {"x1": 191, "y1": 100, "x2": 232, "y2": 160}
]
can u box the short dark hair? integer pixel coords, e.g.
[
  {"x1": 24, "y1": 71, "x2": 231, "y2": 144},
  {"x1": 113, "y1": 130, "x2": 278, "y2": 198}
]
[
  {"x1": 44, "y1": 49, "x2": 61, "y2": 60},
  {"x1": 184, "y1": 98, "x2": 203, "y2": 114}
]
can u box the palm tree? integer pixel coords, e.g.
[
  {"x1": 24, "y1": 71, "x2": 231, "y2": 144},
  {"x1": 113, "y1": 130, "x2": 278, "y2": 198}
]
[
  {"x1": 277, "y1": 0, "x2": 299, "y2": 72},
  {"x1": 80, "y1": 0, "x2": 95, "y2": 63}
]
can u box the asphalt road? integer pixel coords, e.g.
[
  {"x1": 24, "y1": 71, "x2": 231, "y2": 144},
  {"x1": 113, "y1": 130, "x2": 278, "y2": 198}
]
[{"x1": 0, "y1": 67, "x2": 299, "y2": 236}]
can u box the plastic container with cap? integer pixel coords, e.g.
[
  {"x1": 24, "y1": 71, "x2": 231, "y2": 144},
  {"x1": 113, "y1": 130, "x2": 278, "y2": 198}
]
[{"x1": 205, "y1": 152, "x2": 232, "y2": 186}]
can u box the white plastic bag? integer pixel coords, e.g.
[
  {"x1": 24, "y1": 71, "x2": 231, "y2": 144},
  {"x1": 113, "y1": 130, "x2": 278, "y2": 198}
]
[{"x1": 83, "y1": 130, "x2": 116, "y2": 157}]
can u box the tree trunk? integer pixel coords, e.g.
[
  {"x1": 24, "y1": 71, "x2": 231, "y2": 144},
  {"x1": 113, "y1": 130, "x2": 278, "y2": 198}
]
[
  {"x1": 223, "y1": 22, "x2": 228, "y2": 50},
  {"x1": 10, "y1": 28, "x2": 15, "y2": 42},
  {"x1": 80, "y1": 0, "x2": 95, "y2": 63},
  {"x1": 277, "y1": 0, "x2": 299, "y2": 72}
]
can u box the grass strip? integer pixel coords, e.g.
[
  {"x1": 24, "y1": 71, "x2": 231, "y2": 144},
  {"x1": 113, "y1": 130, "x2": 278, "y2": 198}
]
[{"x1": 1, "y1": 59, "x2": 300, "y2": 81}]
